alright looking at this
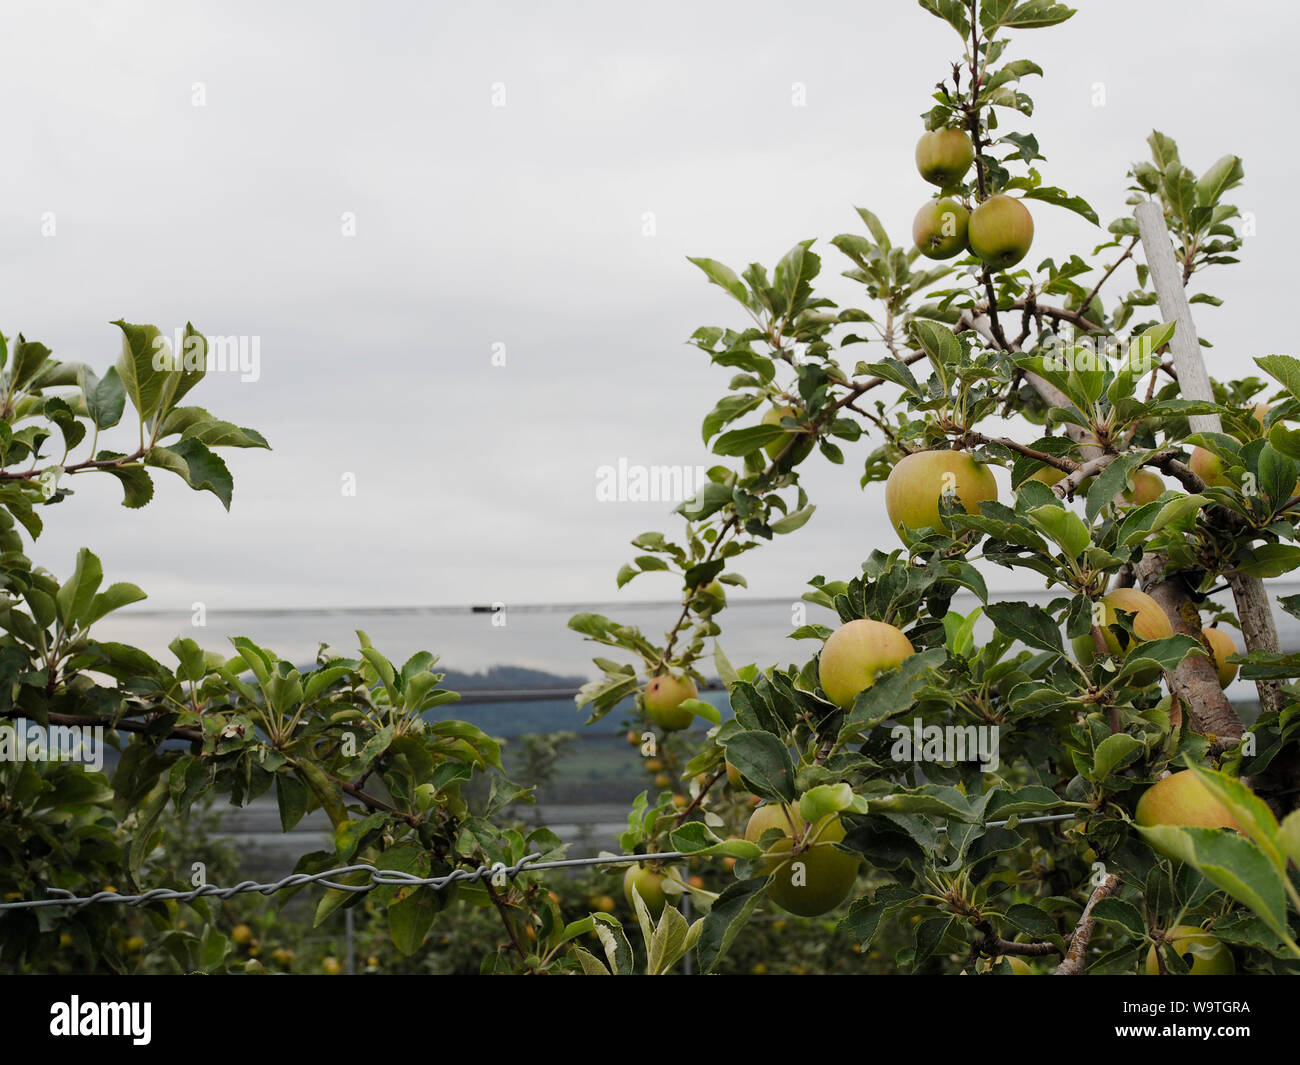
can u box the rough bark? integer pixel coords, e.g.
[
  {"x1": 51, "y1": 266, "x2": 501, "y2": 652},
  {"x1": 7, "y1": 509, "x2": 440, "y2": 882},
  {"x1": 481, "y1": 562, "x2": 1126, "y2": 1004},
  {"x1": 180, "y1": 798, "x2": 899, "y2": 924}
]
[{"x1": 1133, "y1": 553, "x2": 1243, "y2": 742}]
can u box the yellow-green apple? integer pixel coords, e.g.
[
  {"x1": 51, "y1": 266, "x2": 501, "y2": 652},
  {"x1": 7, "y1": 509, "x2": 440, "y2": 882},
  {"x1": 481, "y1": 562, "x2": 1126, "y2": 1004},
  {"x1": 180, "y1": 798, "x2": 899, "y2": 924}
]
[
  {"x1": 915, "y1": 129, "x2": 974, "y2": 187},
  {"x1": 1121, "y1": 470, "x2": 1165, "y2": 506},
  {"x1": 913, "y1": 198, "x2": 969, "y2": 259},
  {"x1": 1136, "y1": 771, "x2": 1240, "y2": 831},
  {"x1": 1189, "y1": 403, "x2": 1270, "y2": 487},
  {"x1": 885, "y1": 449, "x2": 998, "y2": 544},
  {"x1": 623, "y1": 863, "x2": 679, "y2": 917},
  {"x1": 1145, "y1": 925, "x2": 1235, "y2": 975},
  {"x1": 968, "y1": 194, "x2": 1034, "y2": 269},
  {"x1": 745, "y1": 803, "x2": 860, "y2": 917},
  {"x1": 762, "y1": 405, "x2": 815, "y2": 463},
  {"x1": 1072, "y1": 587, "x2": 1173, "y2": 668},
  {"x1": 818, "y1": 619, "x2": 915, "y2": 709},
  {"x1": 643, "y1": 674, "x2": 698, "y2": 731},
  {"x1": 1202, "y1": 627, "x2": 1238, "y2": 687},
  {"x1": 1026, "y1": 465, "x2": 1065, "y2": 487}
]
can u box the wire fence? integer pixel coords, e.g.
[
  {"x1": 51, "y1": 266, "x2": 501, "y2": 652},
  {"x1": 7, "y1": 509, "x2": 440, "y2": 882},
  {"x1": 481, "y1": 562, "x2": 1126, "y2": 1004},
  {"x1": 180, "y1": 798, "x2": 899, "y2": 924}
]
[{"x1": 0, "y1": 813, "x2": 1076, "y2": 912}]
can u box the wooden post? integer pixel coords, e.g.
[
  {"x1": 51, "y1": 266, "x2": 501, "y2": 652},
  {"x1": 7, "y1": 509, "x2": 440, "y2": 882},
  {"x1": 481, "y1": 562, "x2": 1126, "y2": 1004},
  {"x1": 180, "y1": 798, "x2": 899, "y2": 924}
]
[{"x1": 1134, "y1": 200, "x2": 1281, "y2": 721}]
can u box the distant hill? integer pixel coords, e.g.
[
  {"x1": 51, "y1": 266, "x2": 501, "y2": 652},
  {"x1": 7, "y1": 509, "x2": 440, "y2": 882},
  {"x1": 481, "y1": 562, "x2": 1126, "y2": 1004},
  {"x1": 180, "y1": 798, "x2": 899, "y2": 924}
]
[{"x1": 440, "y1": 665, "x2": 587, "y2": 692}]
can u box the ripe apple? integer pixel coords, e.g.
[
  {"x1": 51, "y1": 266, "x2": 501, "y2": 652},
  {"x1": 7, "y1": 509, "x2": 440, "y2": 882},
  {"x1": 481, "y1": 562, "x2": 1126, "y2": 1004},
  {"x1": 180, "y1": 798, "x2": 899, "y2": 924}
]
[
  {"x1": 1189, "y1": 446, "x2": 1230, "y2": 488},
  {"x1": 967, "y1": 194, "x2": 1034, "y2": 270},
  {"x1": 744, "y1": 803, "x2": 860, "y2": 917},
  {"x1": 1026, "y1": 465, "x2": 1065, "y2": 487},
  {"x1": 1121, "y1": 470, "x2": 1164, "y2": 506},
  {"x1": 725, "y1": 759, "x2": 743, "y2": 788},
  {"x1": 1190, "y1": 403, "x2": 1271, "y2": 488},
  {"x1": 644, "y1": 674, "x2": 698, "y2": 731},
  {"x1": 818, "y1": 618, "x2": 916, "y2": 709},
  {"x1": 762, "y1": 405, "x2": 815, "y2": 463},
  {"x1": 885, "y1": 449, "x2": 998, "y2": 544},
  {"x1": 623, "y1": 863, "x2": 678, "y2": 917},
  {"x1": 1144, "y1": 925, "x2": 1235, "y2": 975},
  {"x1": 1202, "y1": 627, "x2": 1239, "y2": 687},
  {"x1": 1135, "y1": 771, "x2": 1240, "y2": 831},
  {"x1": 1072, "y1": 587, "x2": 1173, "y2": 668},
  {"x1": 915, "y1": 128, "x2": 974, "y2": 187},
  {"x1": 913, "y1": 198, "x2": 969, "y2": 259}
]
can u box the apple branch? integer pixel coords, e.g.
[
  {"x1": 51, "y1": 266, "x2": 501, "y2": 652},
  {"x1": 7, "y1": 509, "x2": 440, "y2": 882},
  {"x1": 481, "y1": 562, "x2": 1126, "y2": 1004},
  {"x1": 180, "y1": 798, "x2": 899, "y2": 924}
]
[{"x1": 1053, "y1": 872, "x2": 1120, "y2": 975}]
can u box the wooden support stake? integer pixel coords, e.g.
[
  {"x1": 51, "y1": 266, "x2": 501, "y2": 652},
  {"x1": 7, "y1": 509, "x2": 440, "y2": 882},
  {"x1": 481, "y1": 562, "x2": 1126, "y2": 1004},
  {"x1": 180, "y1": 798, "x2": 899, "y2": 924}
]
[{"x1": 1135, "y1": 200, "x2": 1281, "y2": 723}]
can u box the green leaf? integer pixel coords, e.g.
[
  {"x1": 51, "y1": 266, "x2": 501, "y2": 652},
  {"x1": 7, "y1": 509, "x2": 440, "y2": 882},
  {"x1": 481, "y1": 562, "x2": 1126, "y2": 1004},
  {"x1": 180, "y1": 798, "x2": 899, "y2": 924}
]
[
  {"x1": 696, "y1": 877, "x2": 767, "y2": 973},
  {"x1": 276, "y1": 772, "x2": 309, "y2": 831},
  {"x1": 997, "y1": 0, "x2": 1076, "y2": 29},
  {"x1": 1085, "y1": 454, "x2": 1141, "y2": 522},
  {"x1": 771, "y1": 505, "x2": 815, "y2": 535},
  {"x1": 669, "y1": 822, "x2": 763, "y2": 858},
  {"x1": 1088, "y1": 733, "x2": 1145, "y2": 783},
  {"x1": 79, "y1": 366, "x2": 126, "y2": 430},
  {"x1": 723, "y1": 730, "x2": 796, "y2": 803},
  {"x1": 1136, "y1": 826, "x2": 1292, "y2": 944},
  {"x1": 1090, "y1": 897, "x2": 1145, "y2": 939},
  {"x1": 1195, "y1": 155, "x2": 1243, "y2": 208},
  {"x1": 688, "y1": 257, "x2": 750, "y2": 307},
  {"x1": 841, "y1": 648, "x2": 947, "y2": 736},
  {"x1": 99, "y1": 462, "x2": 155, "y2": 509},
  {"x1": 1185, "y1": 763, "x2": 1285, "y2": 874},
  {"x1": 1022, "y1": 185, "x2": 1097, "y2": 225},
  {"x1": 1027, "y1": 504, "x2": 1090, "y2": 558},
  {"x1": 146, "y1": 438, "x2": 234, "y2": 509},
  {"x1": 55, "y1": 548, "x2": 103, "y2": 630},
  {"x1": 910, "y1": 319, "x2": 962, "y2": 368},
  {"x1": 112, "y1": 320, "x2": 168, "y2": 422},
  {"x1": 1256, "y1": 354, "x2": 1300, "y2": 404},
  {"x1": 713, "y1": 424, "x2": 788, "y2": 457},
  {"x1": 983, "y1": 601, "x2": 1063, "y2": 654},
  {"x1": 82, "y1": 581, "x2": 147, "y2": 628}
]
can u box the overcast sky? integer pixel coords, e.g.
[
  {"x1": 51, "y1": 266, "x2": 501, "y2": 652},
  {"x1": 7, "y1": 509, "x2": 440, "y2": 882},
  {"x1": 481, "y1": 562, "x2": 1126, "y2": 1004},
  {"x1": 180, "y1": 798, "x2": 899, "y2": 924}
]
[{"x1": 2, "y1": 0, "x2": 1297, "y2": 617}]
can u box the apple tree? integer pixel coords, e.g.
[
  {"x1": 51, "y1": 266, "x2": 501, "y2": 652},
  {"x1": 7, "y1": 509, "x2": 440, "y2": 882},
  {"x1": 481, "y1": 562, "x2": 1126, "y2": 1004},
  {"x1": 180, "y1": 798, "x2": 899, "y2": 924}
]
[
  {"x1": 570, "y1": 0, "x2": 1300, "y2": 975},
  {"x1": 0, "y1": 322, "x2": 560, "y2": 973}
]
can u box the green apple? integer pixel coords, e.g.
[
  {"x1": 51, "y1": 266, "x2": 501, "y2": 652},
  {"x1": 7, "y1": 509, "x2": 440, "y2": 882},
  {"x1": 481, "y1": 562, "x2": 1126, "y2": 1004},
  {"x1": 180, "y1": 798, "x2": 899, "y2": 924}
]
[
  {"x1": 1121, "y1": 470, "x2": 1165, "y2": 506},
  {"x1": 623, "y1": 863, "x2": 679, "y2": 917},
  {"x1": 744, "y1": 804, "x2": 860, "y2": 917},
  {"x1": 1189, "y1": 446, "x2": 1230, "y2": 488},
  {"x1": 1135, "y1": 771, "x2": 1240, "y2": 831},
  {"x1": 915, "y1": 128, "x2": 974, "y2": 187},
  {"x1": 818, "y1": 618, "x2": 915, "y2": 709},
  {"x1": 1072, "y1": 587, "x2": 1173, "y2": 666},
  {"x1": 643, "y1": 674, "x2": 698, "y2": 731},
  {"x1": 762, "y1": 405, "x2": 815, "y2": 463},
  {"x1": 913, "y1": 198, "x2": 969, "y2": 259},
  {"x1": 1202, "y1": 627, "x2": 1238, "y2": 687},
  {"x1": 1145, "y1": 925, "x2": 1235, "y2": 975},
  {"x1": 1026, "y1": 465, "x2": 1066, "y2": 487},
  {"x1": 884, "y1": 449, "x2": 998, "y2": 544},
  {"x1": 968, "y1": 194, "x2": 1034, "y2": 270}
]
